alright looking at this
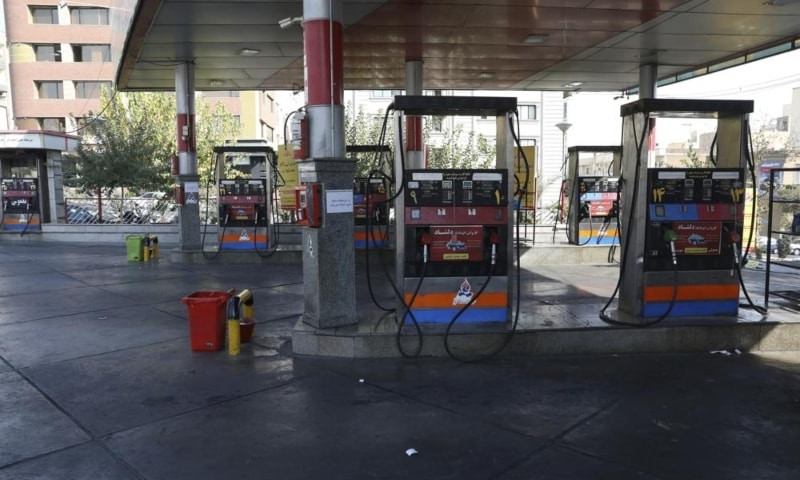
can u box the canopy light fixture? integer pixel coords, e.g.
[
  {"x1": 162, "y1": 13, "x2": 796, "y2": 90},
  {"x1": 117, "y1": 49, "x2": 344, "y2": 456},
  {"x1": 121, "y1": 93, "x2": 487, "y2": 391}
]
[
  {"x1": 279, "y1": 16, "x2": 304, "y2": 29},
  {"x1": 478, "y1": 72, "x2": 495, "y2": 79},
  {"x1": 523, "y1": 34, "x2": 549, "y2": 45},
  {"x1": 238, "y1": 48, "x2": 260, "y2": 56},
  {"x1": 563, "y1": 81, "x2": 583, "y2": 88},
  {"x1": 208, "y1": 79, "x2": 225, "y2": 87}
]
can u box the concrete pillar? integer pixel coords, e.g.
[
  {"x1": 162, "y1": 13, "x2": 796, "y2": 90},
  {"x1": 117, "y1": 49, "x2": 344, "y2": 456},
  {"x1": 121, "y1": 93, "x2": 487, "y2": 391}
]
[
  {"x1": 175, "y1": 62, "x2": 201, "y2": 250},
  {"x1": 639, "y1": 63, "x2": 658, "y2": 168},
  {"x1": 300, "y1": 0, "x2": 357, "y2": 329},
  {"x1": 639, "y1": 63, "x2": 657, "y2": 99},
  {"x1": 46, "y1": 150, "x2": 66, "y2": 224},
  {"x1": 405, "y1": 60, "x2": 425, "y2": 169}
]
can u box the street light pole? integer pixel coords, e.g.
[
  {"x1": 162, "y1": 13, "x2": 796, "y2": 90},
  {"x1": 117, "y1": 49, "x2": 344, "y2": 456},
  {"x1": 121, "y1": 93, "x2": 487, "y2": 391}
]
[{"x1": 554, "y1": 121, "x2": 572, "y2": 239}]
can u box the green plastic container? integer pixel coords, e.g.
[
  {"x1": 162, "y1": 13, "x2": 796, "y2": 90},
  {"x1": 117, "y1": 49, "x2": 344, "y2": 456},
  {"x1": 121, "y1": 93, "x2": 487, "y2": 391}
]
[{"x1": 126, "y1": 235, "x2": 145, "y2": 261}]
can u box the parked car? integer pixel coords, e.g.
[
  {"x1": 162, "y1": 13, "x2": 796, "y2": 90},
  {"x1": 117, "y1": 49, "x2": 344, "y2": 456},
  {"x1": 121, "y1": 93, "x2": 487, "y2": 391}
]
[{"x1": 758, "y1": 236, "x2": 800, "y2": 256}]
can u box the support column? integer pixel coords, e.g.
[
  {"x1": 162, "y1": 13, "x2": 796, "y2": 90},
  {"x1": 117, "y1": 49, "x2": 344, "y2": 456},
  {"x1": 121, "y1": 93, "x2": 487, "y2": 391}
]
[
  {"x1": 639, "y1": 63, "x2": 657, "y2": 100},
  {"x1": 405, "y1": 60, "x2": 424, "y2": 169},
  {"x1": 46, "y1": 150, "x2": 65, "y2": 224},
  {"x1": 175, "y1": 62, "x2": 201, "y2": 250},
  {"x1": 300, "y1": 0, "x2": 356, "y2": 329}
]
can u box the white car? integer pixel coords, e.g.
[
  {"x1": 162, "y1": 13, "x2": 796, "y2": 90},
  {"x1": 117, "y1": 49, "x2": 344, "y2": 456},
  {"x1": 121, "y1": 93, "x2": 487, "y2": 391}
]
[{"x1": 758, "y1": 236, "x2": 800, "y2": 255}]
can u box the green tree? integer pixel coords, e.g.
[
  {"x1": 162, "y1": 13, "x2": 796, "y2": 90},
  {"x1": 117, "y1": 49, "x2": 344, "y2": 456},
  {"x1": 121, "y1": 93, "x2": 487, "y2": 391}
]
[
  {"x1": 195, "y1": 99, "x2": 243, "y2": 185},
  {"x1": 425, "y1": 122, "x2": 496, "y2": 169},
  {"x1": 67, "y1": 89, "x2": 173, "y2": 202},
  {"x1": 679, "y1": 142, "x2": 711, "y2": 168},
  {"x1": 344, "y1": 102, "x2": 394, "y2": 176},
  {"x1": 67, "y1": 90, "x2": 241, "y2": 206},
  {"x1": 343, "y1": 104, "x2": 498, "y2": 174}
]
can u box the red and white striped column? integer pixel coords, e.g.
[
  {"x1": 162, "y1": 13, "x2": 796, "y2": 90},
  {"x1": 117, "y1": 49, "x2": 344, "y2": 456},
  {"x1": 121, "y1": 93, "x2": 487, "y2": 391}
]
[
  {"x1": 405, "y1": 59, "x2": 425, "y2": 169},
  {"x1": 176, "y1": 62, "x2": 196, "y2": 175},
  {"x1": 175, "y1": 62, "x2": 201, "y2": 250},
  {"x1": 303, "y1": 0, "x2": 344, "y2": 159}
]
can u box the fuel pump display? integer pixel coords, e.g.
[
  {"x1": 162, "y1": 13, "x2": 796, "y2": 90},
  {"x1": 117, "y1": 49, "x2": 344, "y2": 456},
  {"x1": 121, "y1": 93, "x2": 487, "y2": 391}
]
[
  {"x1": 1, "y1": 178, "x2": 40, "y2": 232},
  {"x1": 642, "y1": 168, "x2": 745, "y2": 317},
  {"x1": 402, "y1": 169, "x2": 509, "y2": 323},
  {"x1": 218, "y1": 179, "x2": 268, "y2": 250},
  {"x1": 353, "y1": 177, "x2": 389, "y2": 248}
]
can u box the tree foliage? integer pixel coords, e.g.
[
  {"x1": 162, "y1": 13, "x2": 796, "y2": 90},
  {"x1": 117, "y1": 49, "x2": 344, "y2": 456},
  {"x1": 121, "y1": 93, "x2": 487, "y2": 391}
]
[
  {"x1": 67, "y1": 90, "x2": 241, "y2": 198},
  {"x1": 680, "y1": 141, "x2": 712, "y2": 168},
  {"x1": 425, "y1": 122, "x2": 496, "y2": 169},
  {"x1": 344, "y1": 102, "x2": 394, "y2": 176},
  {"x1": 343, "y1": 102, "x2": 497, "y2": 175}
]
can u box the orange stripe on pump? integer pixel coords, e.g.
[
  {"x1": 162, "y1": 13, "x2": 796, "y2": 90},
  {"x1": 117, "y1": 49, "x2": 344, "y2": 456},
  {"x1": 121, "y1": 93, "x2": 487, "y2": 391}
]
[
  {"x1": 579, "y1": 228, "x2": 617, "y2": 236},
  {"x1": 643, "y1": 284, "x2": 738, "y2": 302},
  {"x1": 353, "y1": 231, "x2": 386, "y2": 240},
  {"x1": 404, "y1": 292, "x2": 508, "y2": 308}
]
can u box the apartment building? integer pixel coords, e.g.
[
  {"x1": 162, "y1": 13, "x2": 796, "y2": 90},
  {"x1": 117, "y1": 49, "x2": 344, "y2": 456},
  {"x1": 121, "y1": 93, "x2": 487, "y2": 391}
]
[{"x1": 1, "y1": 0, "x2": 276, "y2": 142}]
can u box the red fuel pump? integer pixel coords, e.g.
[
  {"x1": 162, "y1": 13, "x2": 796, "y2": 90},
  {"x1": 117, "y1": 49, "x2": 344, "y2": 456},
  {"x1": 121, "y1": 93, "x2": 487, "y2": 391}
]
[
  {"x1": 1, "y1": 178, "x2": 40, "y2": 232},
  {"x1": 218, "y1": 179, "x2": 268, "y2": 250},
  {"x1": 402, "y1": 169, "x2": 509, "y2": 324}
]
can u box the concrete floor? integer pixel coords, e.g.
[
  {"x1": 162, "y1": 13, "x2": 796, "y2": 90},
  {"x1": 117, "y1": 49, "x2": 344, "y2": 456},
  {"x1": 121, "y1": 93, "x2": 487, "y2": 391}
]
[{"x1": 2, "y1": 240, "x2": 800, "y2": 479}]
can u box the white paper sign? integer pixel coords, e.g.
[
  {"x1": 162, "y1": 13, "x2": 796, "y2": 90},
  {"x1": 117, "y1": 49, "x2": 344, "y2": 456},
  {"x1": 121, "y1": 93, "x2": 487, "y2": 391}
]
[{"x1": 326, "y1": 189, "x2": 353, "y2": 213}]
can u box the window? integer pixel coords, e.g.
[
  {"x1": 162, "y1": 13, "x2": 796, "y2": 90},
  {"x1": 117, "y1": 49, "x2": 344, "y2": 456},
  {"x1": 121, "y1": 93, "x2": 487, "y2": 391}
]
[
  {"x1": 262, "y1": 123, "x2": 274, "y2": 142},
  {"x1": 72, "y1": 45, "x2": 111, "y2": 62},
  {"x1": 70, "y1": 7, "x2": 109, "y2": 25},
  {"x1": 370, "y1": 90, "x2": 403, "y2": 99},
  {"x1": 75, "y1": 81, "x2": 111, "y2": 99},
  {"x1": 34, "y1": 44, "x2": 61, "y2": 62},
  {"x1": 40, "y1": 118, "x2": 66, "y2": 132},
  {"x1": 36, "y1": 81, "x2": 64, "y2": 99},
  {"x1": 519, "y1": 105, "x2": 538, "y2": 121},
  {"x1": 30, "y1": 6, "x2": 58, "y2": 24},
  {"x1": 430, "y1": 116, "x2": 443, "y2": 132}
]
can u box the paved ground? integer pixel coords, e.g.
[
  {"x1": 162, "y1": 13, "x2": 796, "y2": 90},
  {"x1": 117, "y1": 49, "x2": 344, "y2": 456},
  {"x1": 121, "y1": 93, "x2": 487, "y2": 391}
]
[{"x1": 2, "y1": 241, "x2": 800, "y2": 479}]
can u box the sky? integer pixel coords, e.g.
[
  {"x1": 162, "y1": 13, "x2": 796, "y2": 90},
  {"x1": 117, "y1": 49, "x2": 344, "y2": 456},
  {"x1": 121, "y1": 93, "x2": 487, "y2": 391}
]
[{"x1": 569, "y1": 49, "x2": 800, "y2": 147}]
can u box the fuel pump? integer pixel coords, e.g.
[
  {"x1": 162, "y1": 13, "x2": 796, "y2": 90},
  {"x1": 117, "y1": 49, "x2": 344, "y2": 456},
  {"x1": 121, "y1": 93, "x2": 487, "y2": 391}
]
[
  {"x1": 211, "y1": 145, "x2": 275, "y2": 252},
  {"x1": 392, "y1": 96, "x2": 517, "y2": 336},
  {"x1": 349, "y1": 144, "x2": 392, "y2": 249},
  {"x1": 1, "y1": 178, "x2": 40, "y2": 232},
  {"x1": 604, "y1": 98, "x2": 755, "y2": 325},
  {"x1": 565, "y1": 146, "x2": 621, "y2": 246},
  {"x1": 401, "y1": 169, "x2": 510, "y2": 323}
]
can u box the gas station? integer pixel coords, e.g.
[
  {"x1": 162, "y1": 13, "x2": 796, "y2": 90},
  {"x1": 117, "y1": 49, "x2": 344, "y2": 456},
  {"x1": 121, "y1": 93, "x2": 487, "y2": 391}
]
[
  {"x1": 6, "y1": 2, "x2": 800, "y2": 476},
  {"x1": 112, "y1": 0, "x2": 800, "y2": 357}
]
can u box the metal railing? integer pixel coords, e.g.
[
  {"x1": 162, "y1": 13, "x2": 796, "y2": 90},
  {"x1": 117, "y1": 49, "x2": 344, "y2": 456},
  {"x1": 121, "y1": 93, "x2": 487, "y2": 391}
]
[{"x1": 64, "y1": 197, "x2": 183, "y2": 225}]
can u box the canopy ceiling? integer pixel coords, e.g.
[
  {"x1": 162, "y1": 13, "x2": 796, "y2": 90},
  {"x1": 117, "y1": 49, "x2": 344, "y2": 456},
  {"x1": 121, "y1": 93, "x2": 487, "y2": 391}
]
[{"x1": 115, "y1": 0, "x2": 800, "y2": 93}]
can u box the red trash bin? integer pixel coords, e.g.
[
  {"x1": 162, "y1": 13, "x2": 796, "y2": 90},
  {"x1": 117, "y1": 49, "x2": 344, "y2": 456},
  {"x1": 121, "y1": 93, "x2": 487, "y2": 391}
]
[{"x1": 181, "y1": 291, "x2": 232, "y2": 351}]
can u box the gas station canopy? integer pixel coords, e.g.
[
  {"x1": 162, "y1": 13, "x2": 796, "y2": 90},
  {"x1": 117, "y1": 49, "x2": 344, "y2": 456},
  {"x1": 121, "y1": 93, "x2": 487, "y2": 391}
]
[{"x1": 116, "y1": 0, "x2": 800, "y2": 93}]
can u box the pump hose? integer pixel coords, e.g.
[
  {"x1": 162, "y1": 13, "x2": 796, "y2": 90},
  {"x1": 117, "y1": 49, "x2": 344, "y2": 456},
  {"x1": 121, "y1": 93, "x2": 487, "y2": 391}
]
[
  {"x1": 598, "y1": 113, "x2": 676, "y2": 327},
  {"x1": 734, "y1": 123, "x2": 768, "y2": 315},
  {"x1": 444, "y1": 112, "x2": 527, "y2": 362},
  {"x1": 201, "y1": 181, "x2": 225, "y2": 260},
  {"x1": 395, "y1": 261, "x2": 427, "y2": 358}
]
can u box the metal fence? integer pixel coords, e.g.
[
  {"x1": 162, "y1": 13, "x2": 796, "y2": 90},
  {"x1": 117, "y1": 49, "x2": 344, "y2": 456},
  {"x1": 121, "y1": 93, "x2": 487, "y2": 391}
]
[{"x1": 64, "y1": 196, "x2": 183, "y2": 225}]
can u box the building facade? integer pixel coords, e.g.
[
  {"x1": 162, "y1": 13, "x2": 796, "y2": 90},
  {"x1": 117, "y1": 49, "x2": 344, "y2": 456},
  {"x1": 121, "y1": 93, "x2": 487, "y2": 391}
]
[{"x1": 1, "y1": 0, "x2": 276, "y2": 142}]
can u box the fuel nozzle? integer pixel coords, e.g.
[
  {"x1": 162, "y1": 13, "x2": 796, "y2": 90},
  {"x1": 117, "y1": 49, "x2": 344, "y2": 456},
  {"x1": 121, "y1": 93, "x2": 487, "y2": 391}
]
[
  {"x1": 489, "y1": 230, "x2": 500, "y2": 265},
  {"x1": 419, "y1": 230, "x2": 432, "y2": 263},
  {"x1": 663, "y1": 228, "x2": 678, "y2": 266},
  {"x1": 726, "y1": 229, "x2": 741, "y2": 275}
]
